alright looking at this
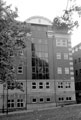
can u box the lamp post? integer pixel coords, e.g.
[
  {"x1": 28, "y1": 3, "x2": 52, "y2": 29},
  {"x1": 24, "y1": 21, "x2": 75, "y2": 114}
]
[
  {"x1": 6, "y1": 81, "x2": 8, "y2": 115},
  {"x1": 2, "y1": 84, "x2": 4, "y2": 113},
  {"x1": 2, "y1": 83, "x2": 6, "y2": 113}
]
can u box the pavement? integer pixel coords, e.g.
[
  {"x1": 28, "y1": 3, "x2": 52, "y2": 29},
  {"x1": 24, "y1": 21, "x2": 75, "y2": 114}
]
[{"x1": 0, "y1": 103, "x2": 81, "y2": 117}]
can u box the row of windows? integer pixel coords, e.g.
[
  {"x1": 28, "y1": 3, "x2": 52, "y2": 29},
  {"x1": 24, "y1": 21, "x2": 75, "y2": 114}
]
[
  {"x1": 58, "y1": 82, "x2": 71, "y2": 88},
  {"x1": 31, "y1": 81, "x2": 71, "y2": 89},
  {"x1": 7, "y1": 96, "x2": 72, "y2": 108},
  {"x1": 32, "y1": 96, "x2": 72, "y2": 103},
  {"x1": 8, "y1": 82, "x2": 71, "y2": 89},
  {"x1": 32, "y1": 82, "x2": 50, "y2": 89},
  {"x1": 16, "y1": 66, "x2": 74, "y2": 77},
  {"x1": 32, "y1": 97, "x2": 51, "y2": 103},
  {"x1": 7, "y1": 81, "x2": 72, "y2": 90},
  {"x1": 13, "y1": 63, "x2": 74, "y2": 75},
  {"x1": 57, "y1": 67, "x2": 73, "y2": 74},
  {"x1": 56, "y1": 53, "x2": 72, "y2": 60},
  {"x1": 15, "y1": 65, "x2": 50, "y2": 79}
]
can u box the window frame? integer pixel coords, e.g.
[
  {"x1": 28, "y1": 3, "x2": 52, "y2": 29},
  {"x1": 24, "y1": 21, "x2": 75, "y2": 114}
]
[{"x1": 17, "y1": 66, "x2": 23, "y2": 74}]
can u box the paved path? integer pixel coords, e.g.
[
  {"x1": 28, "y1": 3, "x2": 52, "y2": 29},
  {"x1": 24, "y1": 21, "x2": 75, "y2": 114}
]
[{"x1": 0, "y1": 103, "x2": 81, "y2": 120}]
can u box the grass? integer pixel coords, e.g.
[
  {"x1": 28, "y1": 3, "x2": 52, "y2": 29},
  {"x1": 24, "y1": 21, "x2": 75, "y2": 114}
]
[{"x1": 0, "y1": 104, "x2": 81, "y2": 120}]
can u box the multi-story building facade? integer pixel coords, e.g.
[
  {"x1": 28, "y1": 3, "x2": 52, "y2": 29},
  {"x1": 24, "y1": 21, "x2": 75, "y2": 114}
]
[
  {"x1": 72, "y1": 43, "x2": 81, "y2": 103},
  {"x1": 0, "y1": 16, "x2": 76, "y2": 111}
]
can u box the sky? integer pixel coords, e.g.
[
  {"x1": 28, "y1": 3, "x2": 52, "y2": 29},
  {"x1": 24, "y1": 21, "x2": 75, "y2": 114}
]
[{"x1": 5, "y1": 0, "x2": 81, "y2": 47}]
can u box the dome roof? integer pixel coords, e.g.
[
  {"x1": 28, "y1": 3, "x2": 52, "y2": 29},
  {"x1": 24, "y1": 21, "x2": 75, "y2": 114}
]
[{"x1": 26, "y1": 16, "x2": 52, "y2": 25}]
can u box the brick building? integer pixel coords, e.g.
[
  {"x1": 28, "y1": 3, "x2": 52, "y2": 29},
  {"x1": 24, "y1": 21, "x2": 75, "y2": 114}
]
[
  {"x1": 72, "y1": 43, "x2": 81, "y2": 103},
  {"x1": 0, "y1": 16, "x2": 76, "y2": 111}
]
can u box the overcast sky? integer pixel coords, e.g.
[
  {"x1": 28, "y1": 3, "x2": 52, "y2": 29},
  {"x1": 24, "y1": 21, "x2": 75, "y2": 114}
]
[{"x1": 5, "y1": 0, "x2": 81, "y2": 47}]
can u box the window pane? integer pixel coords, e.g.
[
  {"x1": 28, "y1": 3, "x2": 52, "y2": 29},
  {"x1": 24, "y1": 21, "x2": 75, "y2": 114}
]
[
  {"x1": 46, "y1": 98, "x2": 50, "y2": 101},
  {"x1": 40, "y1": 98, "x2": 43, "y2": 102},
  {"x1": 32, "y1": 98, "x2": 36, "y2": 103}
]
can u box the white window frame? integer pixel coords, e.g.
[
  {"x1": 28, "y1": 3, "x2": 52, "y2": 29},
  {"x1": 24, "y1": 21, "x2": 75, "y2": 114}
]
[
  {"x1": 70, "y1": 72, "x2": 74, "y2": 75},
  {"x1": 32, "y1": 98, "x2": 37, "y2": 103},
  {"x1": 69, "y1": 57, "x2": 73, "y2": 60},
  {"x1": 71, "y1": 77, "x2": 74, "y2": 80},
  {"x1": 8, "y1": 99, "x2": 14, "y2": 108},
  {"x1": 46, "y1": 82, "x2": 50, "y2": 88},
  {"x1": 17, "y1": 99, "x2": 24, "y2": 108},
  {"x1": 39, "y1": 98, "x2": 44, "y2": 102},
  {"x1": 58, "y1": 82, "x2": 63, "y2": 88},
  {"x1": 56, "y1": 53, "x2": 61, "y2": 59},
  {"x1": 70, "y1": 67, "x2": 74, "y2": 70},
  {"x1": 32, "y1": 82, "x2": 36, "y2": 89},
  {"x1": 39, "y1": 82, "x2": 43, "y2": 89},
  {"x1": 69, "y1": 62, "x2": 73, "y2": 65},
  {"x1": 62, "y1": 39, "x2": 67, "y2": 47},
  {"x1": 64, "y1": 53, "x2": 68, "y2": 60},
  {"x1": 65, "y1": 68, "x2": 69, "y2": 74},
  {"x1": 57, "y1": 67, "x2": 62, "y2": 74},
  {"x1": 65, "y1": 82, "x2": 71, "y2": 88},
  {"x1": 17, "y1": 66, "x2": 23, "y2": 74}
]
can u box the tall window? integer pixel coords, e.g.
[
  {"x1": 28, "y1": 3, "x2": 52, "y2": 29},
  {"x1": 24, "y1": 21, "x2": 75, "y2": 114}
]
[
  {"x1": 65, "y1": 68, "x2": 69, "y2": 74},
  {"x1": 32, "y1": 82, "x2": 36, "y2": 89},
  {"x1": 46, "y1": 82, "x2": 50, "y2": 88},
  {"x1": 64, "y1": 53, "x2": 68, "y2": 60},
  {"x1": 17, "y1": 66, "x2": 23, "y2": 74},
  {"x1": 31, "y1": 38, "x2": 49, "y2": 79},
  {"x1": 39, "y1": 82, "x2": 43, "y2": 89},
  {"x1": 8, "y1": 99, "x2": 14, "y2": 108},
  {"x1": 65, "y1": 82, "x2": 71, "y2": 88},
  {"x1": 56, "y1": 53, "x2": 61, "y2": 59},
  {"x1": 75, "y1": 70, "x2": 78, "y2": 76},
  {"x1": 57, "y1": 67, "x2": 62, "y2": 74},
  {"x1": 17, "y1": 99, "x2": 23, "y2": 108},
  {"x1": 40, "y1": 98, "x2": 44, "y2": 102},
  {"x1": 58, "y1": 82, "x2": 63, "y2": 88},
  {"x1": 32, "y1": 98, "x2": 36, "y2": 103}
]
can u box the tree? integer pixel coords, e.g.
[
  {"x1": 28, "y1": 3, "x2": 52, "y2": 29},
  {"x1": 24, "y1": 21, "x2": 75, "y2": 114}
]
[
  {"x1": 0, "y1": 0, "x2": 30, "y2": 89},
  {"x1": 53, "y1": 0, "x2": 81, "y2": 32}
]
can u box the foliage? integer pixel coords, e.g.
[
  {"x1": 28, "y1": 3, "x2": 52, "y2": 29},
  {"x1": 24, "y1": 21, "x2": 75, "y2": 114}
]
[
  {"x1": 0, "y1": 0, "x2": 30, "y2": 90},
  {"x1": 53, "y1": 0, "x2": 81, "y2": 32}
]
